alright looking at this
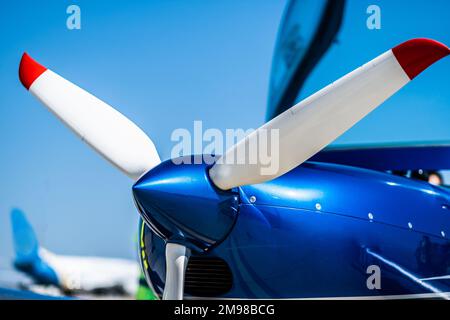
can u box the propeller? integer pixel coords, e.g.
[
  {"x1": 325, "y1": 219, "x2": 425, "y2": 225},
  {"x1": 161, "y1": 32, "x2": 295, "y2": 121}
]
[
  {"x1": 209, "y1": 38, "x2": 450, "y2": 190},
  {"x1": 162, "y1": 243, "x2": 190, "y2": 300},
  {"x1": 20, "y1": 38, "x2": 449, "y2": 300},
  {"x1": 19, "y1": 53, "x2": 160, "y2": 180}
]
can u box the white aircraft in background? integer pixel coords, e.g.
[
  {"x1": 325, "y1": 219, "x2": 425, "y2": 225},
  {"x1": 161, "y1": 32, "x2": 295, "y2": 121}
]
[{"x1": 10, "y1": 208, "x2": 145, "y2": 298}]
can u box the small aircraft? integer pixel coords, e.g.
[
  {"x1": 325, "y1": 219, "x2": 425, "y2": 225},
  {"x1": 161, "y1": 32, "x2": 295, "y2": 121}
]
[
  {"x1": 18, "y1": 37, "x2": 450, "y2": 300},
  {"x1": 10, "y1": 208, "x2": 145, "y2": 298}
]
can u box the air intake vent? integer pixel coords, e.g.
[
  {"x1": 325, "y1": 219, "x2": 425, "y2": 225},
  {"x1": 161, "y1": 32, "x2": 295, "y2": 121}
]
[{"x1": 184, "y1": 256, "x2": 233, "y2": 297}]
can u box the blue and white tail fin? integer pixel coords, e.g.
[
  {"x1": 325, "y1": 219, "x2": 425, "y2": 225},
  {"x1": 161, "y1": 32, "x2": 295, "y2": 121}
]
[{"x1": 10, "y1": 209, "x2": 59, "y2": 286}]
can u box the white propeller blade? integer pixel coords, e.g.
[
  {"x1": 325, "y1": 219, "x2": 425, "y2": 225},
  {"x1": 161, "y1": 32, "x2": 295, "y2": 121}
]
[
  {"x1": 209, "y1": 38, "x2": 450, "y2": 190},
  {"x1": 163, "y1": 243, "x2": 190, "y2": 300},
  {"x1": 19, "y1": 53, "x2": 161, "y2": 180}
]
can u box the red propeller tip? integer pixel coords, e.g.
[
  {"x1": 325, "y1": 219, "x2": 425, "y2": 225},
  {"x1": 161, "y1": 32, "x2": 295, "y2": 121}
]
[
  {"x1": 392, "y1": 38, "x2": 449, "y2": 80},
  {"x1": 19, "y1": 53, "x2": 47, "y2": 90}
]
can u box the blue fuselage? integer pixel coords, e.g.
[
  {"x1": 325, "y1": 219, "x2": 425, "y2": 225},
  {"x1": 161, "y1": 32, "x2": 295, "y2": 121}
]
[{"x1": 137, "y1": 160, "x2": 450, "y2": 299}]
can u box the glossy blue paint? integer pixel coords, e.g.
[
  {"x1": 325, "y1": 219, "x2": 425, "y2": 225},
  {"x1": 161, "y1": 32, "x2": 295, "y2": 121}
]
[
  {"x1": 138, "y1": 160, "x2": 450, "y2": 298},
  {"x1": 138, "y1": 218, "x2": 165, "y2": 298},
  {"x1": 133, "y1": 155, "x2": 239, "y2": 251},
  {"x1": 14, "y1": 259, "x2": 59, "y2": 287}
]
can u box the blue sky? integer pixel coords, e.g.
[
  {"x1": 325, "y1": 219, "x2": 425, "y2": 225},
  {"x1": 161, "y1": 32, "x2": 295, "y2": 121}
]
[{"x1": 0, "y1": 0, "x2": 449, "y2": 277}]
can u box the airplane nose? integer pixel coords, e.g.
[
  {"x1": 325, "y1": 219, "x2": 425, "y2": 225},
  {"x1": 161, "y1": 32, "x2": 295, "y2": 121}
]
[{"x1": 132, "y1": 156, "x2": 239, "y2": 251}]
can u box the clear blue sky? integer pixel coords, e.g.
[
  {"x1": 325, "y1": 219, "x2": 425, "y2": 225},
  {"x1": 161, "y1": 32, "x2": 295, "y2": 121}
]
[{"x1": 0, "y1": 0, "x2": 449, "y2": 275}]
